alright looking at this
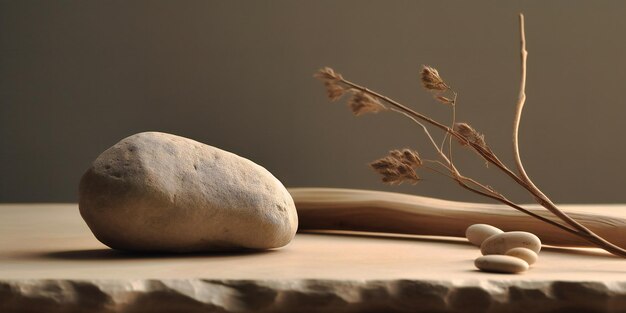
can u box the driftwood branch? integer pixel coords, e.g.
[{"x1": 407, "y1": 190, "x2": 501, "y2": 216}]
[{"x1": 290, "y1": 188, "x2": 626, "y2": 250}]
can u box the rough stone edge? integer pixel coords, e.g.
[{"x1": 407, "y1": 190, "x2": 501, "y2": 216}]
[{"x1": 0, "y1": 279, "x2": 625, "y2": 313}]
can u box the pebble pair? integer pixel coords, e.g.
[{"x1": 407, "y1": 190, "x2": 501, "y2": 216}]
[{"x1": 465, "y1": 224, "x2": 541, "y2": 274}]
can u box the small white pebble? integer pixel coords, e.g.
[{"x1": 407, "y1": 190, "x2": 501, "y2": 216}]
[
  {"x1": 465, "y1": 224, "x2": 504, "y2": 247},
  {"x1": 481, "y1": 231, "x2": 542, "y2": 255},
  {"x1": 505, "y1": 247, "x2": 538, "y2": 265},
  {"x1": 475, "y1": 255, "x2": 529, "y2": 274}
]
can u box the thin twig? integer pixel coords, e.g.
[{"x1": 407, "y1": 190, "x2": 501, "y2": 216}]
[
  {"x1": 423, "y1": 159, "x2": 454, "y2": 172},
  {"x1": 454, "y1": 179, "x2": 582, "y2": 236},
  {"x1": 513, "y1": 13, "x2": 534, "y2": 190},
  {"x1": 448, "y1": 93, "x2": 457, "y2": 162},
  {"x1": 510, "y1": 15, "x2": 626, "y2": 256},
  {"x1": 439, "y1": 91, "x2": 458, "y2": 151}
]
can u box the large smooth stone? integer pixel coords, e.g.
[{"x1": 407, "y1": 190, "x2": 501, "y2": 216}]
[{"x1": 79, "y1": 132, "x2": 298, "y2": 252}]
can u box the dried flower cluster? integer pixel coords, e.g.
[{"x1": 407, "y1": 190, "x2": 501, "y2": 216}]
[
  {"x1": 313, "y1": 14, "x2": 626, "y2": 257},
  {"x1": 370, "y1": 149, "x2": 422, "y2": 185},
  {"x1": 421, "y1": 66, "x2": 448, "y2": 91},
  {"x1": 454, "y1": 122, "x2": 487, "y2": 148},
  {"x1": 421, "y1": 65, "x2": 456, "y2": 105},
  {"x1": 314, "y1": 67, "x2": 345, "y2": 101},
  {"x1": 314, "y1": 67, "x2": 386, "y2": 115},
  {"x1": 347, "y1": 92, "x2": 386, "y2": 116}
]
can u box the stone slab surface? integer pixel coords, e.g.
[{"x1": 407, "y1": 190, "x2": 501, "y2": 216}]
[{"x1": 0, "y1": 204, "x2": 625, "y2": 312}]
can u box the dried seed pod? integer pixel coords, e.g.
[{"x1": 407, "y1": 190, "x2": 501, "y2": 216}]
[
  {"x1": 435, "y1": 95, "x2": 455, "y2": 105},
  {"x1": 421, "y1": 65, "x2": 449, "y2": 91},
  {"x1": 454, "y1": 122, "x2": 487, "y2": 148},
  {"x1": 347, "y1": 91, "x2": 386, "y2": 116},
  {"x1": 314, "y1": 67, "x2": 347, "y2": 101},
  {"x1": 324, "y1": 82, "x2": 346, "y2": 101},
  {"x1": 314, "y1": 67, "x2": 343, "y2": 82},
  {"x1": 370, "y1": 149, "x2": 422, "y2": 185}
]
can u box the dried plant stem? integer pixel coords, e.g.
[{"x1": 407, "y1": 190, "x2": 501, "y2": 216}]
[
  {"x1": 315, "y1": 15, "x2": 626, "y2": 257},
  {"x1": 448, "y1": 98, "x2": 456, "y2": 162},
  {"x1": 418, "y1": 162, "x2": 564, "y2": 232},
  {"x1": 336, "y1": 67, "x2": 626, "y2": 257},
  {"x1": 513, "y1": 13, "x2": 529, "y2": 185},
  {"x1": 392, "y1": 93, "x2": 579, "y2": 238},
  {"x1": 422, "y1": 153, "x2": 578, "y2": 235},
  {"x1": 342, "y1": 78, "x2": 518, "y2": 187},
  {"x1": 341, "y1": 80, "x2": 450, "y2": 133},
  {"x1": 511, "y1": 14, "x2": 626, "y2": 257},
  {"x1": 439, "y1": 92, "x2": 457, "y2": 150},
  {"x1": 342, "y1": 79, "x2": 514, "y2": 182},
  {"x1": 436, "y1": 145, "x2": 579, "y2": 236}
]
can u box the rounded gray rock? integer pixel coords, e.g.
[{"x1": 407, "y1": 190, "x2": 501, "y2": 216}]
[{"x1": 79, "y1": 132, "x2": 298, "y2": 252}]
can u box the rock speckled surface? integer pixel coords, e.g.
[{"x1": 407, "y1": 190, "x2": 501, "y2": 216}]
[{"x1": 79, "y1": 132, "x2": 298, "y2": 252}]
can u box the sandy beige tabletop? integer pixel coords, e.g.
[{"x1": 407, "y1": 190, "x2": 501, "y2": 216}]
[{"x1": 1, "y1": 204, "x2": 625, "y2": 313}]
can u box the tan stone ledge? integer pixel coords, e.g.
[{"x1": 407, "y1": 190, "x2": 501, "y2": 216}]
[{"x1": 1, "y1": 204, "x2": 625, "y2": 312}]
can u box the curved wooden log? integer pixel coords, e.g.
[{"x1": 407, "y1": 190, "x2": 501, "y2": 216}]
[{"x1": 289, "y1": 188, "x2": 626, "y2": 248}]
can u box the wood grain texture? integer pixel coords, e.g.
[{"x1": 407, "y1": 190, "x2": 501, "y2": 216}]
[{"x1": 289, "y1": 188, "x2": 626, "y2": 248}]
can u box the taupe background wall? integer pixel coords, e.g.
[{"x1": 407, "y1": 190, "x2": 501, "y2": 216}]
[{"x1": 2, "y1": 1, "x2": 626, "y2": 203}]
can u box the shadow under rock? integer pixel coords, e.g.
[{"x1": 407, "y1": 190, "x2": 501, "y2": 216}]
[{"x1": 36, "y1": 248, "x2": 277, "y2": 261}]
